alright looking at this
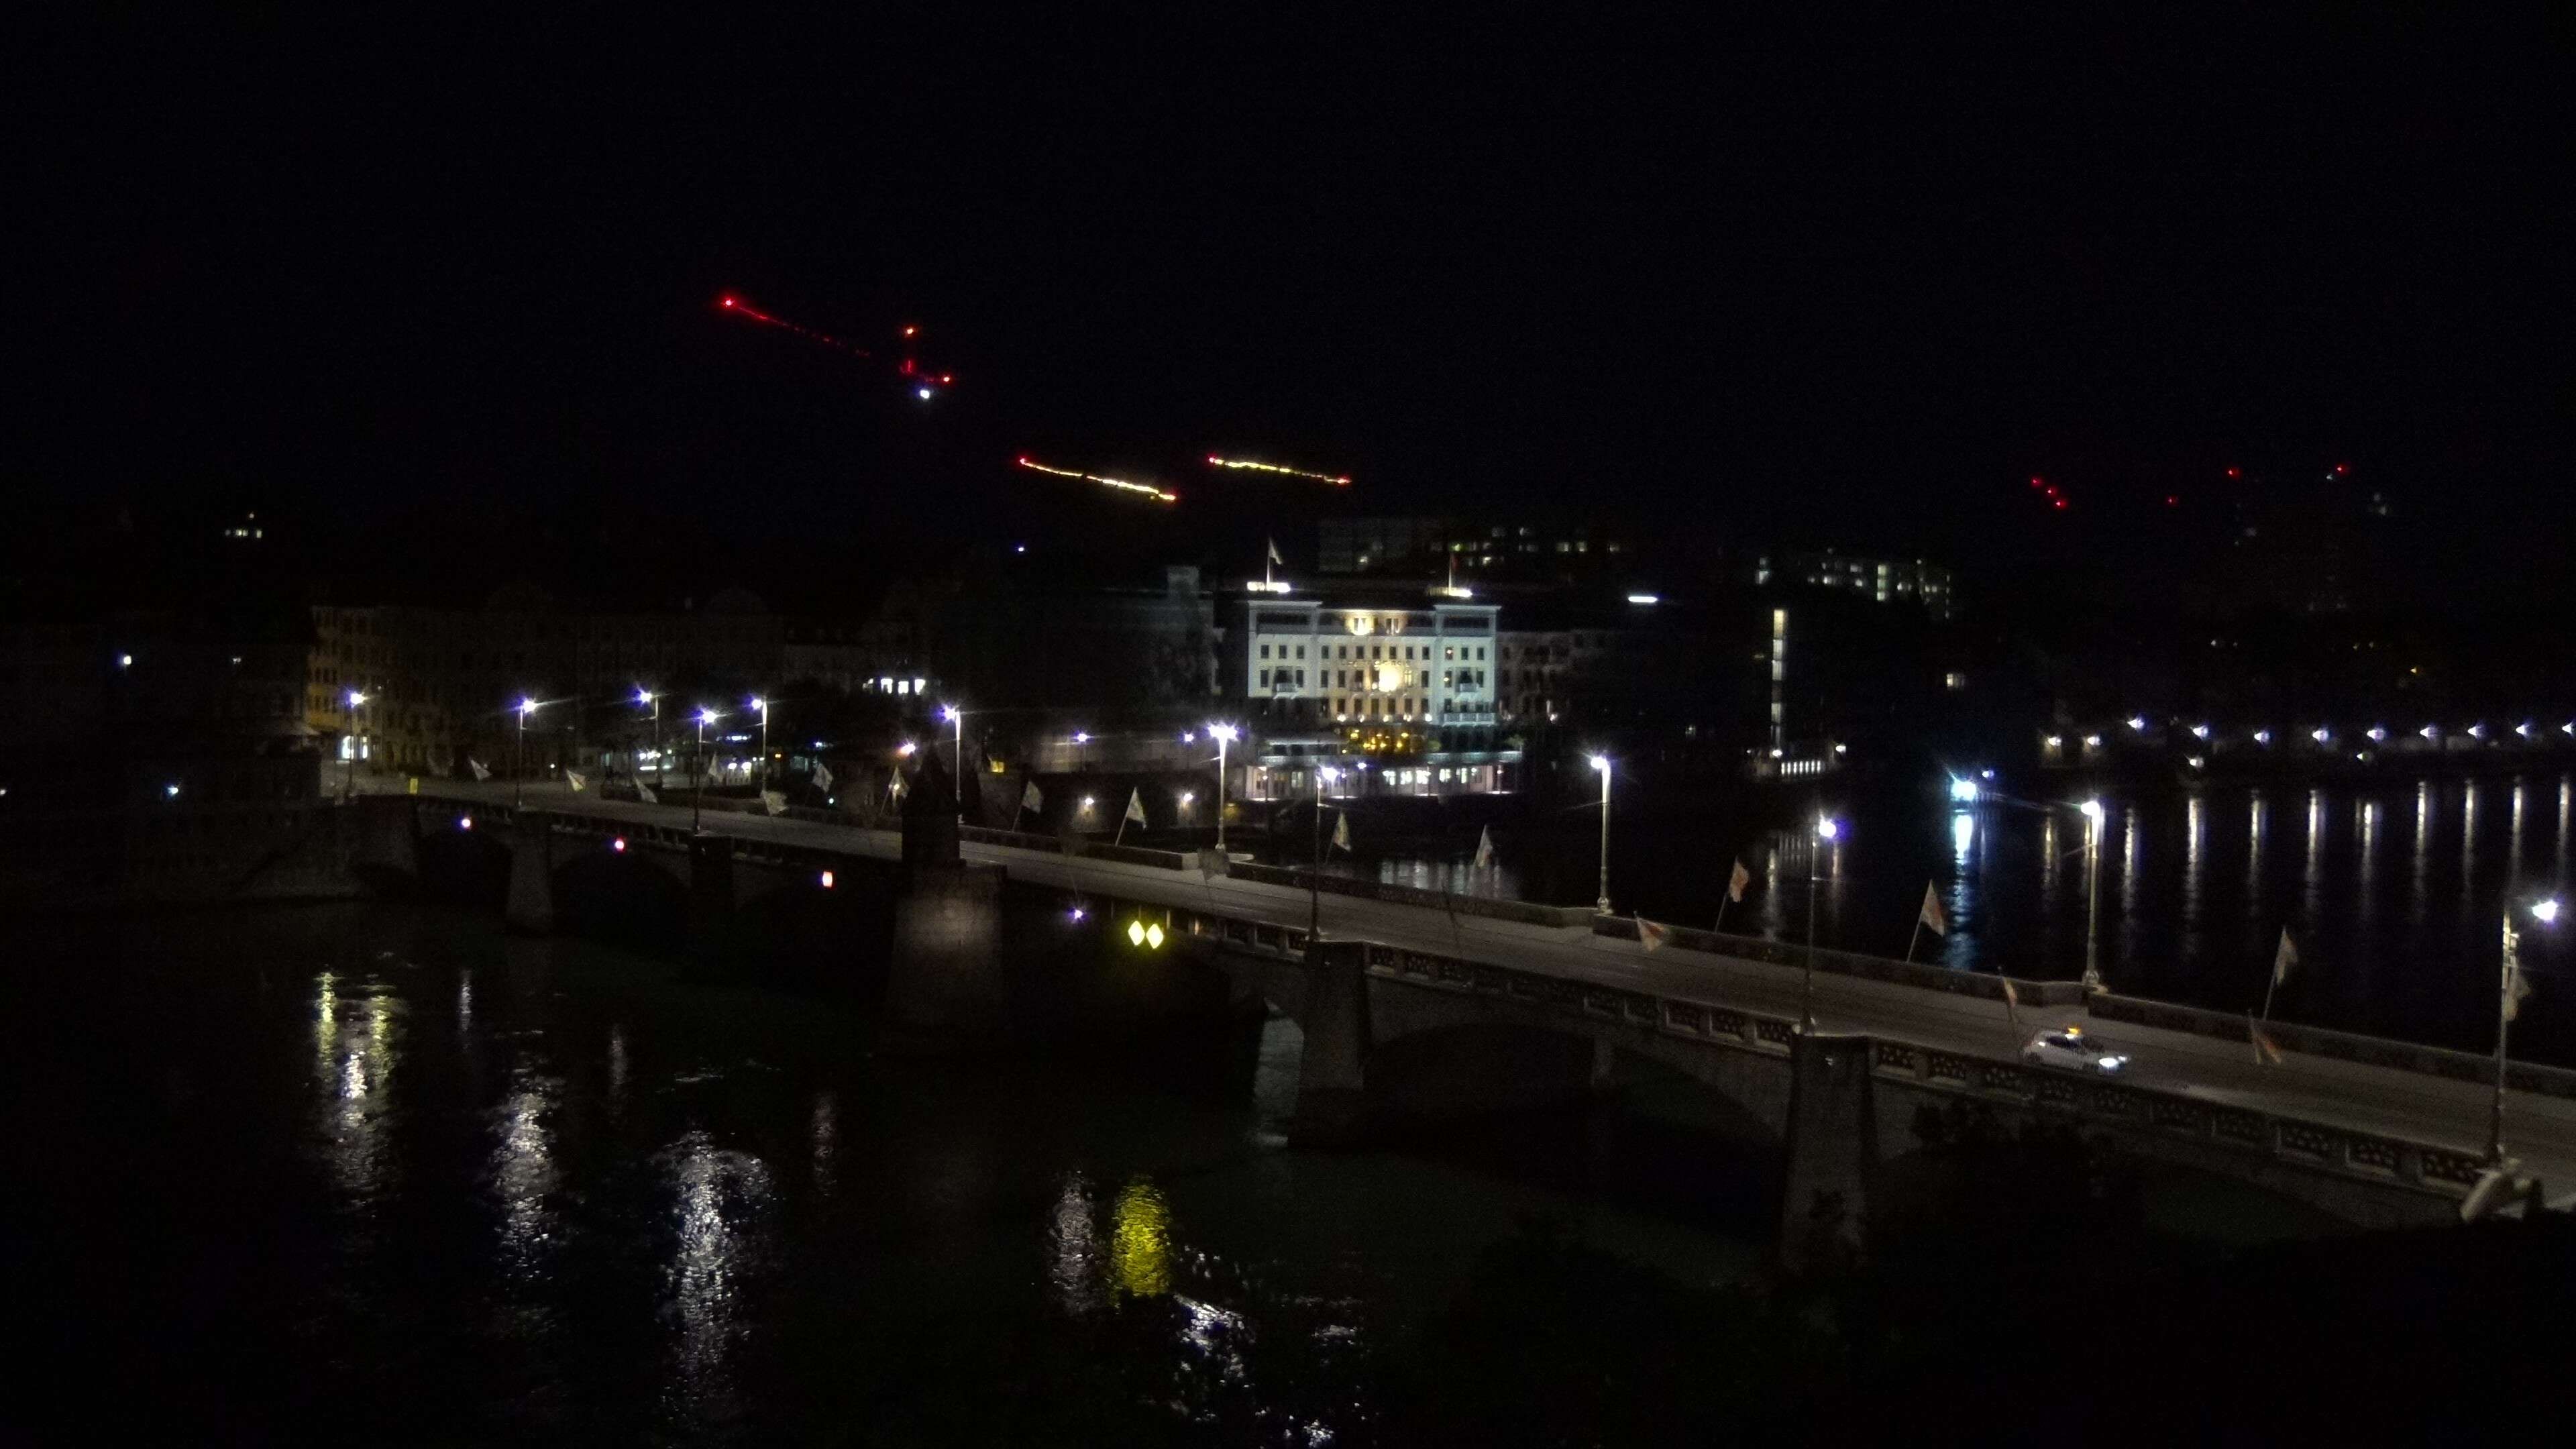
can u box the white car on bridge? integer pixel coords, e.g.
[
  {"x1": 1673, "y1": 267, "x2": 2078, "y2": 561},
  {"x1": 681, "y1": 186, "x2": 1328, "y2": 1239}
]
[{"x1": 2021, "y1": 1026, "x2": 2129, "y2": 1076}]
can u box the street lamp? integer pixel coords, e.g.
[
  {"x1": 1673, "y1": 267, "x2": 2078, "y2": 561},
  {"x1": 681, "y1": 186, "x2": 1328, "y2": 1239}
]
[
  {"x1": 749, "y1": 696, "x2": 770, "y2": 790},
  {"x1": 693, "y1": 708, "x2": 719, "y2": 832},
  {"x1": 2489, "y1": 896, "x2": 2561, "y2": 1165},
  {"x1": 2078, "y1": 798, "x2": 2106, "y2": 991},
  {"x1": 515, "y1": 698, "x2": 539, "y2": 808},
  {"x1": 343, "y1": 689, "x2": 367, "y2": 802},
  {"x1": 1803, "y1": 815, "x2": 1841, "y2": 1031},
  {"x1": 1309, "y1": 764, "x2": 1340, "y2": 942},
  {"x1": 1589, "y1": 754, "x2": 1613, "y2": 914},
  {"x1": 637, "y1": 688, "x2": 662, "y2": 794},
  {"x1": 941, "y1": 704, "x2": 963, "y2": 825},
  {"x1": 1209, "y1": 723, "x2": 1238, "y2": 853}
]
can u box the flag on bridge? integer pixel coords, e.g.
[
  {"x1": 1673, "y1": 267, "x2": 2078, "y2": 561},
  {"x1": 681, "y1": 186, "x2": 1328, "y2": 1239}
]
[
  {"x1": 1727, "y1": 858, "x2": 1751, "y2": 903},
  {"x1": 1473, "y1": 825, "x2": 1495, "y2": 870},
  {"x1": 1636, "y1": 916, "x2": 1671, "y2": 953},
  {"x1": 1918, "y1": 882, "x2": 1949, "y2": 938},
  {"x1": 468, "y1": 758, "x2": 491, "y2": 782},
  {"x1": 567, "y1": 770, "x2": 588, "y2": 792},
  {"x1": 761, "y1": 790, "x2": 788, "y2": 816},
  {"x1": 2273, "y1": 928, "x2": 2299, "y2": 986},
  {"x1": 1024, "y1": 780, "x2": 1044, "y2": 812},
  {"x1": 1331, "y1": 810, "x2": 1352, "y2": 854},
  {"x1": 2000, "y1": 975, "x2": 2021, "y2": 1030},
  {"x1": 2506, "y1": 957, "x2": 2535, "y2": 1024},
  {"x1": 1267, "y1": 537, "x2": 1284, "y2": 566},
  {"x1": 1124, "y1": 788, "x2": 1147, "y2": 826},
  {"x1": 2249, "y1": 1016, "x2": 2285, "y2": 1067},
  {"x1": 637, "y1": 782, "x2": 658, "y2": 805},
  {"x1": 814, "y1": 763, "x2": 834, "y2": 794}
]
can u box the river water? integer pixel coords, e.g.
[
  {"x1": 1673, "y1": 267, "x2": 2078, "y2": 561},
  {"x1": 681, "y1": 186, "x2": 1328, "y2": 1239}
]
[
  {"x1": 3, "y1": 903, "x2": 1760, "y2": 1444},
  {"x1": 1339, "y1": 771, "x2": 2576, "y2": 1064}
]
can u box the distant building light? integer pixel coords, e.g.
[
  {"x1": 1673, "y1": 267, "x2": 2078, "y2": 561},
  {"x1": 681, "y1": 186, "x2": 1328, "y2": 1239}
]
[
  {"x1": 2190, "y1": 724, "x2": 2210, "y2": 739},
  {"x1": 2253, "y1": 730, "x2": 2273, "y2": 745},
  {"x1": 2045, "y1": 736, "x2": 2062, "y2": 749},
  {"x1": 118, "y1": 653, "x2": 133, "y2": 668},
  {"x1": 2127, "y1": 716, "x2": 2146, "y2": 731},
  {"x1": 459, "y1": 816, "x2": 473, "y2": 830},
  {"x1": 1625, "y1": 593, "x2": 1660, "y2": 605},
  {"x1": 2310, "y1": 727, "x2": 2330, "y2": 743},
  {"x1": 612, "y1": 837, "x2": 627, "y2": 852},
  {"x1": 164, "y1": 782, "x2": 181, "y2": 798},
  {"x1": 1949, "y1": 777, "x2": 1980, "y2": 803},
  {"x1": 820, "y1": 870, "x2": 835, "y2": 889},
  {"x1": 2082, "y1": 735, "x2": 2102, "y2": 747},
  {"x1": 2366, "y1": 727, "x2": 2387, "y2": 742}
]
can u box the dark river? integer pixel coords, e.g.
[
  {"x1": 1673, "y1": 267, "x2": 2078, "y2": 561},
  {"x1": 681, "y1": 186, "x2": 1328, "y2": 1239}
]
[
  {"x1": 1334, "y1": 770, "x2": 2576, "y2": 1064},
  {"x1": 3, "y1": 903, "x2": 1761, "y2": 1444}
]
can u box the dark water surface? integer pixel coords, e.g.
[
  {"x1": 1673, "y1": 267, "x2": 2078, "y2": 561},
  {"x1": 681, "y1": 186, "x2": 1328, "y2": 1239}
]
[
  {"x1": 1330, "y1": 771, "x2": 2576, "y2": 1063},
  {"x1": 4, "y1": 904, "x2": 1760, "y2": 1444}
]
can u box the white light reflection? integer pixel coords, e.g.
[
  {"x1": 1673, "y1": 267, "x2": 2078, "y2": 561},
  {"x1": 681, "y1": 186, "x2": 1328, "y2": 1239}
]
[
  {"x1": 2247, "y1": 792, "x2": 2268, "y2": 907},
  {"x1": 1048, "y1": 1172, "x2": 1106, "y2": 1317},
  {"x1": 2411, "y1": 782, "x2": 2433, "y2": 928},
  {"x1": 2357, "y1": 799, "x2": 2380, "y2": 932},
  {"x1": 492, "y1": 1064, "x2": 560, "y2": 1284},
  {"x1": 606, "y1": 1026, "x2": 630, "y2": 1118},
  {"x1": 810, "y1": 1091, "x2": 838, "y2": 1197},
  {"x1": 2183, "y1": 794, "x2": 2206, "y2": 955},
  {"x1": 2461, "y1": 782, "x2": 2481, "y2": 918},
  {"x1": 2510, "y1": 780, "x2": 2528, "y2": 886},
  {"x1": 2302, "y1": 789, "x2": 2326, "y2": 932},
  {"x1": 659, "y1": 1130, "x2": 776, "y2": 1432}
]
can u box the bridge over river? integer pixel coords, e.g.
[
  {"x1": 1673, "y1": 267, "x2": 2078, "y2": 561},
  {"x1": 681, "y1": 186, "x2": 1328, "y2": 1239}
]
[{"x1": 356, "y1": 781, "x2": 2576, "y2": 1235}]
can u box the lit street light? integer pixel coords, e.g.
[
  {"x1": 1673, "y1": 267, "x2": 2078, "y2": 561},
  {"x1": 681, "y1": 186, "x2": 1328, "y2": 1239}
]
[
  {"x1": 694, "y1": 708, "x2": 719, "y2": 832},
  {"x1": 515, "y1": 698, "x2": 539, "y2": 809},
  {"x1": 1803, "y1": 814, "x2": 1841, "y2": 1032},
  {"x1": 941, "y1": 704, "x2": 964, "y2": 825},
  {"x1": 343, "y1": 689, "x2": 367, "y2": 802},
  {"x1": 1209, "y1": 723, "x2": 1238, "y2": 853},
  {"x1": 749, "y1": 696, "x2": 771, "y2": 790},
  {"x1": 1309, "y1": 765, "x2": 1340, "y2": 942},
  {"x1": 637, "y1": 688, "x2": 662, "y2": 794},
  {"x1": 2079, "y1": 798, "x2": 2106, "y2": 991},
  {"x1": 2489, "y1": 896, "x2": 2561, "y2": 1165},
  {"x1": 1589, "y1": 754, "x2": 1613, "y2": 914}
]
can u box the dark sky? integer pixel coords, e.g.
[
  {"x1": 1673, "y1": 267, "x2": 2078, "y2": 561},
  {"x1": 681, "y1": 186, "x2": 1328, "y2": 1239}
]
[{"x1": 15, "y1": 11, "x2": 2573, "y2": 609}]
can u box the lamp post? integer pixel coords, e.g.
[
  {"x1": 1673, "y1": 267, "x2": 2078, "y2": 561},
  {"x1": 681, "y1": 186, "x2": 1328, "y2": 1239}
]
[
  {"x1": 1804, "y1": 815, "x2": 1840, "y2": 1032},
  {"x1": 693, "y1": 708, "x2": 718, "y2": 832},
  {"x1": 1210, "y1": 722, "x2": 1238, "y2": 853},
  {"x1": 515, "y1": 698, "x2": 539, "y2": 809},
  {"x1": 2489, "y1": 896, "x2": 2561, "y2": 1165},
  {"x1": 941, "y1": 704, "x2": 964, "y2": 825},
  {"x1": 343, "y1": 689, "x2": 367, "y2": 802},
  {"x1": 2079, "y1": 798, "x2": 2106, "y2": 992},
  {"x1": 637, "y1": 688, "x2": 661, "y2": 794},
  {"x1": 1588, "y1": 753, "x2": 1613, "y2": 914},
  {"x1": 749, "y1": 696, "x2": 770, "y2": 790},
  {"x1": 1309, "y1": 764, "x2": 1339, "y2": 942}
]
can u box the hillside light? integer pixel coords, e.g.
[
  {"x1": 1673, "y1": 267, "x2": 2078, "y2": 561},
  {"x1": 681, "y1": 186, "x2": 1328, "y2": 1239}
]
[{"x1": 1589, "y1": 755, "x2": 1613, "y2": 914}]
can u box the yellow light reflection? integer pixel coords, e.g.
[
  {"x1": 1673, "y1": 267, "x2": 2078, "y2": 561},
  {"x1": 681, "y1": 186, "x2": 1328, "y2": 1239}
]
[{"x1": 1110, "y1": 1178, "x2": 1173, "y2": 1298}]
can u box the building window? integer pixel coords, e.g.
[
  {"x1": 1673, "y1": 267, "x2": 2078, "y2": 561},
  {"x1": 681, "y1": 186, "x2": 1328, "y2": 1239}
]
[
  {"x1": 1296, "y1": 645, "x2": 1306, "y2": 659},
  {"x1": 1259, "y1": 644, "x2": 1270, "y2": 659},
  {"x1": 1258, "y1": 668, "x2": 1271, "y2": 688}
]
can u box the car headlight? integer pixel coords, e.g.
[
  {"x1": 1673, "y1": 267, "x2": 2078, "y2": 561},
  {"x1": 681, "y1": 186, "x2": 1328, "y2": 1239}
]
[{"x1": 2099, "y1": 1056, "x2": 2127, "y2": 1071}]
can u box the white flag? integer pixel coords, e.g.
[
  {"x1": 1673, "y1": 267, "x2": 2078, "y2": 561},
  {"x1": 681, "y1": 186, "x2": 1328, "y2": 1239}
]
[
  {"x1": 2506, "y1": 961, "x2": 2534, "y2": 1024},
  {"x1": 2000, "y1": 975, "x2": 2021, "y2": 1030},
  {"x1": 1024, "y1": 780, "x2": 1044, "y2": 812},
  {"x1": 1331, "y1": 810, "x2": 1351, "y2": 854},
  {"x1": 637, "y1": 782, "x2": 658, "y2": 805},
  {"x1": 1267, "y1": 537, "x2": 1284, "y2": 566},
  {"x1": 567, "y1": 770, "x2": 588, "y2": 792},
  {"x1": 1123, "y1": 788, "x2": 1147, "y2": 826},
  {"x1": 761, "y1": 789, "x2": 788, "y2": 816},
  {"x1": 2273, "y1": 928, "x2": 2299, "y2": 987},
  {"x1": 468, "y1": 758, "x2": 491, "y2": 782},
  {"x1": 1473, "y1": 825, "x2": 1495, "y2": 870},
  {"x1": 1636, "y1": 916, "x2": 1670, "y2": 953},
  {"x1": 1727, "y1": 858, "x2": 1751, "y2": 903},
  {"x1": 813, "y1": 763, "x2": 834, "y2": 793},
  {"x1": 1919, "y1": 882, "x2": 1948, "y2": 938}
]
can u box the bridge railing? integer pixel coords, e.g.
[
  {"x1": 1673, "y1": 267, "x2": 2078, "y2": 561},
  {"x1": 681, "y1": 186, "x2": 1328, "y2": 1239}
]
[
  {"x1": 2090, "y1": 992, "x2": 2576, "y2": 1103},
  {"x1": 1347, "y1": 937, "x2": 2487, "y2": 1199},
  {"x1": 1218, "y1": 860, "x2": 1599, "y2": 928},
  {"x1": 1588, "y1": 914, "x2": 2084, "y2": 1008},
  {"x1": 959, "y1": 824, "x2": 1193, "y2": 871}
]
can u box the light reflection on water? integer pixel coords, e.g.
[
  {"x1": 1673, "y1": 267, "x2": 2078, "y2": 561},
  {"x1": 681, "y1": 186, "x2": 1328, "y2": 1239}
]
[
  {"x1": 492, "y1": 1065, "x2": 560, "y2": 1284},
  {"x1": 660, "y1": 1130, "x2": 775, "y2": 1433},
  {"x1": 310, "y1": 972, "x2": 400, "y2": 1205}
]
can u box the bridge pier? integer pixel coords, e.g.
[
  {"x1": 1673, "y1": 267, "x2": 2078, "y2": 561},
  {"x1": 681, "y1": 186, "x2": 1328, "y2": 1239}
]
[
  {"x1": 1780, "y1": 1032, "x2": 1878, "y2": 1274},
  {"x1": 1289, "y1": 939, "x2": 1375, "y2": 1146},
  {"x1": 504, "y1": 810, "x2": 554, "y2": 933},
  {"x1": 686, "y1": 833, "x2": 735, "y2": 969},
  {"x1": 351, "y1": 797, "x2": 419, "y2": 879},
  {"x1": 884, "y1": 863, "x2": 1006, "y2": 1032}
]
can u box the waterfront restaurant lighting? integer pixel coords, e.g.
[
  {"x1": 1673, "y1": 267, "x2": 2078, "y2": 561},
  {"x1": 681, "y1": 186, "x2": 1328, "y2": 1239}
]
[
  {"x1": 2191, "y1": 723, "x2": 2211, "y2": 739},
  {"x1": 2311, "y1": 727, "x2": 2331, "y2": 744},
  {"x1": 2127, "y1": 716, "x2": 2147, "y2": 732},
  {"x1": 1949, "y1": 776, "x2": 1980, "y2": 804},
  {"x1": 2367, "y1": 726, "x2": 2388, "y2": 742}
]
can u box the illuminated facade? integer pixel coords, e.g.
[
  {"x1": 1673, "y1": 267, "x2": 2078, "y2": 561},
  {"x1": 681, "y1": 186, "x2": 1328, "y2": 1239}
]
[{"x1": 1238, "y1": 598, "x2": 1497, "y2": 731}]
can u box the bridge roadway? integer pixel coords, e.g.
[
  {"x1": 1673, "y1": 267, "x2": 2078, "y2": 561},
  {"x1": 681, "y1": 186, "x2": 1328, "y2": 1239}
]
[{"x1": 401, "y1": 781, "x2": 2576, "y2": 1198}]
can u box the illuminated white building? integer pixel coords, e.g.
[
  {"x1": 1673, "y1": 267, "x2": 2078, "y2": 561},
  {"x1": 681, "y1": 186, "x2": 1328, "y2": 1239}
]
[{"x1": 1238, "y1": 597, "x2": 1498, "y2": 730}]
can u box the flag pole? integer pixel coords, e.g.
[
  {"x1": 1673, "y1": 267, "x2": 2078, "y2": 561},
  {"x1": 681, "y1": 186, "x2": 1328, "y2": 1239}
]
[
  {"x1": 1904, "y1": 917, "x2": 1923, "y2": 963},
  {"x1": 1715, "y1": 896, "x2": 1730, "y2": 934}
]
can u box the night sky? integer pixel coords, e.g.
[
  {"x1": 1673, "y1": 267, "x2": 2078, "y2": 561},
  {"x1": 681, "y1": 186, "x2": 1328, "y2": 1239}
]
[{"x1": 17, "y1": 12, "x2": 2573, "y2": 610}]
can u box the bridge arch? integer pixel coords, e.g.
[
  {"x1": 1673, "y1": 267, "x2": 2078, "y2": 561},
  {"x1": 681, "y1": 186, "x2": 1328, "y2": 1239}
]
[{"x1": 551, "y1": 843, "x2": 688, "y2": 949}]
